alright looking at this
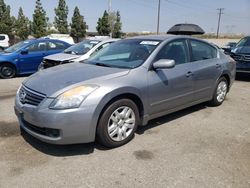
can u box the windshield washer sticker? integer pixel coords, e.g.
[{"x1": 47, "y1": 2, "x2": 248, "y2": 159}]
[{"x1": 140, "y1": 41, "x2": 159, "y2": 45}]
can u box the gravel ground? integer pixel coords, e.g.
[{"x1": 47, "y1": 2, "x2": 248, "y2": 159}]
[{"x1": 0, "y1": 74, "x2": 250, "y2": 188}]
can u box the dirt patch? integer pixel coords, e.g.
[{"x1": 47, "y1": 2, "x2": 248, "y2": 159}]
[
  {"x1": 0, "y1": 136, "x2": 51, "y2": 176},
  {"x1": 133, "y1": 150, "x2": 154, "y2": 160},
  {"x1": 145, "y1": 129, "x2": 159, "y2": 135},
  {"x1": 0, "y1": 93, "x2": 16, "y2": 100},
  {"x1": 0, "y1": 121, "x2": 20, "y2": 137}
]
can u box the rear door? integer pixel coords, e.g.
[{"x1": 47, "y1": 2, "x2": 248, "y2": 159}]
[
  {"x1": 188, "y1": 39, "x2": 222, "y2": 101},
  {"x1": 148, "y1": 39, "x2": 194, "y2": 116}
]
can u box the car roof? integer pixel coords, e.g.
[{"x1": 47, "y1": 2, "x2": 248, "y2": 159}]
[
  {"x1": 26, "y1": 38, "x2": 70, "y2": 44},
  {"x1": 128, "y1": 34, "x2": 198, "y2": 41}
]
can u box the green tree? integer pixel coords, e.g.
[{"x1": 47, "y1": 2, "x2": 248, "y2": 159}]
[
  {"x1": 54, "y1": 0, "x2": 69, "y2": 34},
  {"x1": 32, "y1": 0, "x2": 48, "y2": 38},
  {"x1": 96, "y1": 10, "x2": 111, "y2": 36},
  {"x1": 113, "y1": 11, "x2": 122, "y2": 38},
  {"x1": 0, "y1": 0, "x2": 14, "y2": 35},
  {"x1": 15, "y1": 7, "x2": 30, "y2": 40},
  {"x1": 70, "y1": 6, "x2": 87, "y2": 42}
]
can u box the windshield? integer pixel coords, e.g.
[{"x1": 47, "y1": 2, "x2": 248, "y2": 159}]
[
  {"x1": 4, "y1": 41, "x2": 30, "y2": 53},
  {"x1": 85, "y1": 39, "x2": 161, "y2": 69},
  {"x1": 64, "y1": 40, "x2": 100, "y2": 55},
  {"x1": 236, "y1": 37, "x2": 250, "y2": 47}
]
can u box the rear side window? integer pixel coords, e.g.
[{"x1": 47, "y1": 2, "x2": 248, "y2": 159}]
[
  {"x1": 190, "y1": 40, "x2": 217, "y2": 61},
  {"x1": 0, "y1": 36, "x2": 6, "y2": 40},
  {"x1": 155, "y1": 39, "x2": 189, "y2": 65},
  {"x1": 48, "y1": 41, "x2": 67, "y2": 50}
]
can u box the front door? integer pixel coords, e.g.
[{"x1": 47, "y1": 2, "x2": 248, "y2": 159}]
[
  {"x1": 148, "y1": 39, "x2": 194, "y2": 116},
  {"x1": 19, "y1": 41, "x2": 47, "y2": 73}
]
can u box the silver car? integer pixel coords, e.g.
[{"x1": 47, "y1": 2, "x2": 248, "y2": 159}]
[{"x1": 15, "y1": 35, "x2": 236, "y2": 148}]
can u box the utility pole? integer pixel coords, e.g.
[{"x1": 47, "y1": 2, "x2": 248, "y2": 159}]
[
  {"x1": 157, "y1": 0, "x2": 161, "y2": 35},
  {"x1": 108, "y1": 0, "x2": 112, "y2": 13},
  {"x1": 108, "y1": 0, "x2": 112, "y2": 38},
  {"x1": 216, "y1": 8, "x2": 224, "y2": 39}
]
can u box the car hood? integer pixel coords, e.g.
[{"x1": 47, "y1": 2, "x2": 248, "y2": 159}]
[
  {"x1": 231, "y1": 46, "x2": 250, "y2": 54},
  {"x1": 44, "y1": 53, "x2": 81, "y2": 61},
  {"x1": 23, "y1": 63, "x2": 130, "y2": 97}
]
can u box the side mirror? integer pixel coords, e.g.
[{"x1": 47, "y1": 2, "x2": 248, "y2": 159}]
[
  {"x1": 153, "y1": 59, "x2": 175, "y2": 69},
  {"x1": 20, "y1": 49, "x2": 28, "y2": 55}
]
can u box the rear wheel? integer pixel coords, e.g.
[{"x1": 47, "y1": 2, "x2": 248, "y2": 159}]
[
  {"x1": 209, "y1": 77, "x2": 228, "y2": 106},
  {"x1": 0, "y1": 63, "x2": 16, "y2": 79},
  {"x1": 97, "y1": 99, "x2": 139, "y2": 148}
]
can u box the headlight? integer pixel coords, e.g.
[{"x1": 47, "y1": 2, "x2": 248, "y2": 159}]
[
  {"x1": 49, "y1": 85, "x2": 99, "y2": 109},
  {"x1": 38, "y1": 62, "x2": 44, "y2": 71}
]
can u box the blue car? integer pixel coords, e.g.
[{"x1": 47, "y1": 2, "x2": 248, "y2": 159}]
[
  {"x1": 230, "y1": 36, "x2": 250, "y2": 73},
  {"x1": 0, "y1": 39, "x2": 71, "y2": 78}
]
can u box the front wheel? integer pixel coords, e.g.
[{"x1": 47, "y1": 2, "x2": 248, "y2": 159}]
[
  {"x1": 0, "y1": 63, "x2": 16, "y2": 79},
  {"x1": 96, "y1": 99, "x2": 140, "y2": 148},
  {"x1": 209, "y1": 77, "x2": 228, "y2": 106}
]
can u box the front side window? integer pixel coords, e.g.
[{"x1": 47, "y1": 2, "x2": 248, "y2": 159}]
[
  {"x1": 28, "y1": 42, "x2": 47, "y2": 52},
  {"x1": 0, "y1": 36, "x2": 6, "y2": 40},
  {"x1": 86, "y1": 39, "x2": 161, "y2": 69},
  {"x1": 155, "y1": 40, "x2": 188, "y2": 65},
  {"x1": 190, "y1": 40, "x2": 217, "y2": 61}
]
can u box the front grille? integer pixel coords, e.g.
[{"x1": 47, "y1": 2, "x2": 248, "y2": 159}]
[
  {"x1": 22, "y1": 119, "x2": 60, "y2": 138},
  {"x1": 244, "y1": 55, "x2": 250, "y2": 61},
  {"x1": 231, "y1": 54, "x2": 250, "y2": 62},
  {"x1": 18, "y1": 86, "x2": 46, "y2": 106}
]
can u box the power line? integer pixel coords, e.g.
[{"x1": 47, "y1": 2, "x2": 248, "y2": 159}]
[{"x1": 216, "y1": 8, "x2": 224, "y2": 38}]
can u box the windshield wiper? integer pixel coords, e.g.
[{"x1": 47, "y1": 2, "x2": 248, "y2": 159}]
[{"x1": 94, "y1": 62, "x2": 111, "y2": 67}]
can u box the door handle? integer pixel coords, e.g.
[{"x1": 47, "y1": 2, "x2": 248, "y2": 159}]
[
  {"x1": 186, "y1": 71, "x2": 193, "y2": 77},
  {"x1": 216, "y1": 64, "x2": 222, "y2": 68}
]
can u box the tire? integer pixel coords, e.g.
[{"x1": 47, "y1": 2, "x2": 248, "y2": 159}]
[
  {"x1": 209, "y1": 77, "x2": 228, "y2": 106},
  {"x1": 0, "y1": 63, "x2": 16, "y2": 79},
  {"x1": 96, "y1": 99, "x2": 140, "y2": 148},
  {"x1": 20, "y1": 126, "x2": 25, "y2": 136}
]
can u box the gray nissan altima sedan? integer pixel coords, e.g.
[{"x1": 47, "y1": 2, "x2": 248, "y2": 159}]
[{"x1": 15, "y1": 35, "x2": 236, "y2": 148}]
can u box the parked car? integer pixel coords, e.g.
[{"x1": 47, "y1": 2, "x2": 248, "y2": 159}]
[
  {"x1": 15, "y1": 35, "x2": 236, "y2": 148},
  {"x1": 0, "y1": 34, "x2": 9, "y2": 50},
  {"x1": 39, "y1": 38, "x2": 119, "y2": 70},
  {"x1": 222, "y1": 42, "x2": 237, "y2": 54},
  {"x1": 0, "y1": 38, "x2": 71, "y2": 78},
  {"x1": 230, "y1": 36, "x2": 250, "y2": 73}
]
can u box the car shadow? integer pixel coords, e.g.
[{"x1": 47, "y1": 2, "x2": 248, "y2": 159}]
[
  {"x1": 21, "y1": 131, "x2": 108, "y2": 157},
  {"x1": 236, "y1": 73, "x2": 250, "y2": 82},
  {"x1": 22, "y1": 103, "x2": 208, "y2": 157},
  {"x1": 137, "y1": 103, "x2": 207, "y2": 135}
]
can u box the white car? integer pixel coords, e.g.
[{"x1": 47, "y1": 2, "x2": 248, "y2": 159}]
[
  {"x1": 44, "y1": 34, "x2": 75, "y2": 45},
  {"x1": 0, "y1": 34, "x2": 9, "y2": 50},
  {"x1": 39, "y1": 38, "x2": 119, "y2": 69}
]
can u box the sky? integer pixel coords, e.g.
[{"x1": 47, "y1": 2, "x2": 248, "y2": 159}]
[{"x1": 5, "y1": 0, "x2": 250, "y2": 35}]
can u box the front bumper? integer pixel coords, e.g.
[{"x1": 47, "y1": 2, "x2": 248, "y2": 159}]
[
  {"x1": 14, "y1": 97, "x2": 98, "y2": 145},
  {"x1": 236, "y1": 61, "x2": 250, "y2": 73}
]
